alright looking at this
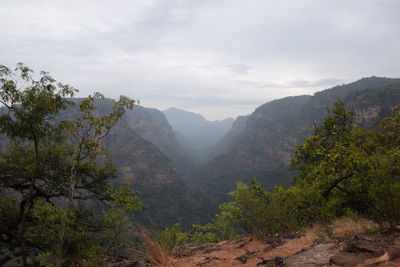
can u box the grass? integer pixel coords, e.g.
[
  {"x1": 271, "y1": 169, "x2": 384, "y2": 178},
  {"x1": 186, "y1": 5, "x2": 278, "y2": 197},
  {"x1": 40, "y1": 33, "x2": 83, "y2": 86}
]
[
  {"x1": 133, "y1": 228, "x2": 173, "y2": 267},
  {"x1": 302, "y1": 217, "x2": 380, "y2": 242},
  {"x1": 328, "y1": 217, "x2": 379, "y2": 240}
]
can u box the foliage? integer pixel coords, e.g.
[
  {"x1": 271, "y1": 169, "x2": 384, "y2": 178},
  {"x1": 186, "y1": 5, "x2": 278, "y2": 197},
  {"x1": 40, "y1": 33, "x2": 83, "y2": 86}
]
[
  {"x1": 368, "y1": 106, "x2": 400, "y2": 225},
  {"x1": 191, "y1": 209, "x2": 238, "y2": 243},
  {"x1": 292, "y1": 101, "x2": 400, "y2": 225},
  {"x1": 156, "y1": 223, "x2": 189, "y2": 251},
  {"x1": 0, "y1": 63, "x2": 143, "y2": 266},
  {"x1": 107, "y1": 184, "x2": 145, "y2": 211}
]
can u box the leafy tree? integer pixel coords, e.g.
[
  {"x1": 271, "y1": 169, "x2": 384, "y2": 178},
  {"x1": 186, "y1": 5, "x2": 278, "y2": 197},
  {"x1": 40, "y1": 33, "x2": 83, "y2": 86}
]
[
  {"x1": 367, "y1": 106, "x2": 400, "y2": 225},
  {"x1": 291, "y1": 99, "x2": 370, "y2": 216},
  {"x1": 0, "y1": 63, "x2": 144, "y2": 266},
  {"x1": 293, "y1": 100, "x2": 400, "y2": 223}
]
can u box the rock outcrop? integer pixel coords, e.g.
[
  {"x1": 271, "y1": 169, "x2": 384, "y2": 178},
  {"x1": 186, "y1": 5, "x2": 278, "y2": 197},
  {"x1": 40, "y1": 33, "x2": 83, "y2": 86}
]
[{"x1": 170, "y1": 232, "x2": 400, "y2": 266}]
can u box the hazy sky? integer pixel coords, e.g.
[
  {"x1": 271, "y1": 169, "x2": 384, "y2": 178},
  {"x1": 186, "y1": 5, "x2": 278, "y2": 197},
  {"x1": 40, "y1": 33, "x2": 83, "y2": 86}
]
[{"x1": 1, "y1": 0, "x2": 399, "y2": 120}]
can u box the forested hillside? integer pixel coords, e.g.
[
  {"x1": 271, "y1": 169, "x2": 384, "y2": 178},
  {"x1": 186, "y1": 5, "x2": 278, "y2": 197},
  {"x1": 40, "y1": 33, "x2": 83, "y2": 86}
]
[{"x1": 188, "y1": 77, "x2": 400, "y2": 209}]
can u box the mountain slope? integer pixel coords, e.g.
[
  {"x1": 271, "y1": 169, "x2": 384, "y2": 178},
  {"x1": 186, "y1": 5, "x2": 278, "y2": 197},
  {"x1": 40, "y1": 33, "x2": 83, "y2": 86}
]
[
  {"x1": 189, "y1": 77, "x2": 400, "y2": 207},
  {"x1": 207, "y1": 114, "x2": 250, "y2": 159},
  {"x1": 105, "y1": 119, "x2": 209, "y2": 226},
  {"x1": 124, "y1": 106, "x2": 194, "y2": 176}
]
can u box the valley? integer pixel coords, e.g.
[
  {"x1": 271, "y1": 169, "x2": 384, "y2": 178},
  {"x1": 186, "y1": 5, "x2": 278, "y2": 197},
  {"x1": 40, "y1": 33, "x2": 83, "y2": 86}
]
[{"x1": 101, "y1": 76, "x2": 400, "y2": 226}]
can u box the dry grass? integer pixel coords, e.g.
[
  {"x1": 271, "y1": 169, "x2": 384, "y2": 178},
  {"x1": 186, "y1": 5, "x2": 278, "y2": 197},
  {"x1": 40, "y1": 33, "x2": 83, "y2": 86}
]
[
  {"x1": 133, "y1": 228, "x2": 173, "y2": 267},
  {"x1": 329, "y1": 217, "x2": 379, "y2": 240},
  {"x1": 302, "y1": 217, "x2": 380, "y2": 242},
  {"x1": 306, "y1": 223, "x2": 331, "y2": 242}
]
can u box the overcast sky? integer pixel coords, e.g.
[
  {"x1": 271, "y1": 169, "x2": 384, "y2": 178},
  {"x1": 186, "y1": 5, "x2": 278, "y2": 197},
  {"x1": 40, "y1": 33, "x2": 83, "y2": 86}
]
[{"x1": 1, "y1": 0, "x2": 399, "y2": 120}]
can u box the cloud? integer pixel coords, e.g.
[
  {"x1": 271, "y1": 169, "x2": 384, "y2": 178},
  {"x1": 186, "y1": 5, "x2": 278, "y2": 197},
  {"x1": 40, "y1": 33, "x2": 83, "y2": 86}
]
[
  {"x1": 224, "y1": 64, "x2": 253, "y2": 75},
  {"x1": 286, "y1": 78, "x2": 348, "y2": 88},
  {"x1": 0, "y1": 0, "x2": 399, "y2": 119}
]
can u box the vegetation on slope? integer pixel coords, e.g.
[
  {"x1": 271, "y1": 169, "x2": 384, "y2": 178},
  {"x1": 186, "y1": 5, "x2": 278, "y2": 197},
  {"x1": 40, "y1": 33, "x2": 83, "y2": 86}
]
[
  {"x1": 157, "y1": 100, "x2": 400, "y2": 244},
  {"x1": 188, "y1": 78, "x2": 400, "y2": 211}
]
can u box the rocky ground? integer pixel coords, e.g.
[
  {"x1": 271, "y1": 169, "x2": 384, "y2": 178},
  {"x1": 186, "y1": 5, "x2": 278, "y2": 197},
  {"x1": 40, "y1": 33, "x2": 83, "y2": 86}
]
[
  {"x1": 110, "y1": 228, "x2": 400, "y2": 267},
  {"x1": 169, "y1": 232, "x2": 400, "y2": 267}
]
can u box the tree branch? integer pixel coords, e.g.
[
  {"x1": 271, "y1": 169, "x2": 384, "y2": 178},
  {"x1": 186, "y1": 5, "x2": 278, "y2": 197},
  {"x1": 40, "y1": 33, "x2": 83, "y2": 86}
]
[{"x1": 322, "y1": 173, "x2": 354, "y2": 198}]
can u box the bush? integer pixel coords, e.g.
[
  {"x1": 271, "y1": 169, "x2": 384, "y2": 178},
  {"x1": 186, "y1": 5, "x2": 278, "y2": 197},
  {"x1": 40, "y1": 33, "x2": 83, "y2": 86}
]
[{"x1": 156, "y1": 223, "x2": 189, "y2": 251}]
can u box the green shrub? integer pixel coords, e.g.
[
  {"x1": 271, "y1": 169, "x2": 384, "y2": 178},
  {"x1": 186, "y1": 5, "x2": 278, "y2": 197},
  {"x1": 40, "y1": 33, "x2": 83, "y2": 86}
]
[{"x1": 157, "y1": 223, "x2": 189, "y2": 250}]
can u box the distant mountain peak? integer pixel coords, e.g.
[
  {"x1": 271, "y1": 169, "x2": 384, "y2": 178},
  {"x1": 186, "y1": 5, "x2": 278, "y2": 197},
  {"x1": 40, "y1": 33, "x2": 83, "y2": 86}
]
[
  {"x1": 164, "y1": 107, "x2": 206, "y2": 121},
  {"x1": 163, "y1": 107, "x2": 234, "y2": 123}
]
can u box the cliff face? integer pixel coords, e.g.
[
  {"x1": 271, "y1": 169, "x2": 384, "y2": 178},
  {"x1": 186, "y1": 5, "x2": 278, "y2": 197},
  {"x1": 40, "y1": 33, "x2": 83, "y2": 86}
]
[
  {"x1": 345, "y1": 83, "x2": 400, "y2": 129},
  {"x1": 189, "y1": 78, "x2": 400, "y2": 206}
]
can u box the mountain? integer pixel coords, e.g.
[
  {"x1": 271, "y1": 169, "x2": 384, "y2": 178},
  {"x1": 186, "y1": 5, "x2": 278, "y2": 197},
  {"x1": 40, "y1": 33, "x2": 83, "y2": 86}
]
[
  {"x1": 104, "y1": 117, "x2": 209, "y2": 226},
  {"x1": 188, "y1": 77, "x2": 400, "y2": 208},
  {"x1": 124, "y1": 106, "x2": 194, "y2": 176},
  {"x1": 163, "y1": 107, "x2": 234, "y2": 164}
]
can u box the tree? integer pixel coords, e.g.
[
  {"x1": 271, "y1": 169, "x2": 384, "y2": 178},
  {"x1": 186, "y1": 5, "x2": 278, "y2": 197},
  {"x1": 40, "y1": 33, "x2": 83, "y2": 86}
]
[
  {"x1": 291, "y1": 100, "x2": 371, "y2": 216},
  {"x1": 292, "y1": 100, "x2": 400, "y2": 223},
  {"x1": 0, "y1": 63, "x2": 144, "y2": 266},
  {"x1": 368, "y1": 106, "x2": 400, "y2": 225}
]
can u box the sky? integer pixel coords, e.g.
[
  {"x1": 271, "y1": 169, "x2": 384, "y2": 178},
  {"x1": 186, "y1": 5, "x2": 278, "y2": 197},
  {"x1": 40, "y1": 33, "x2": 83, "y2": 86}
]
[{"x1": 1, "y1": 0, "x2": 399, "y2": 120}]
